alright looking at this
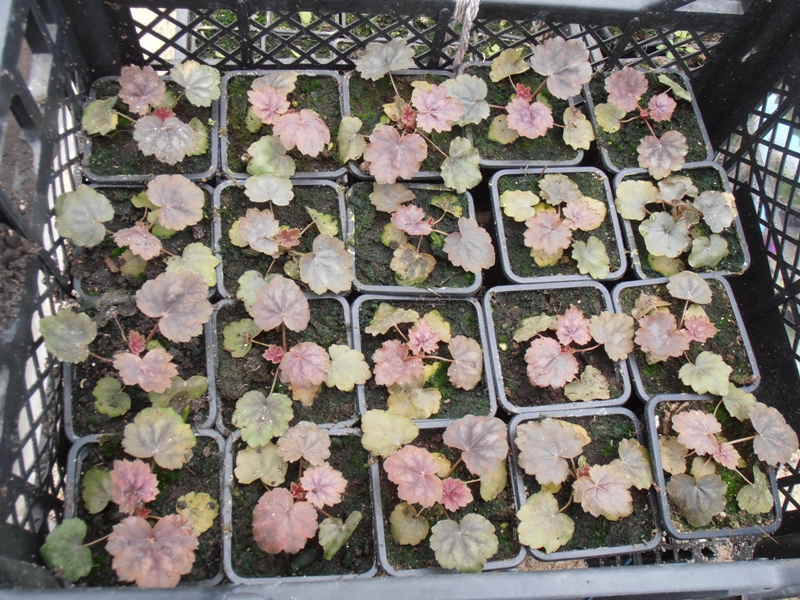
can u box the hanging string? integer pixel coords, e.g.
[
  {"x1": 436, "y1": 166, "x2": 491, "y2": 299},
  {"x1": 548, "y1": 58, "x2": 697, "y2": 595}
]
[{"x1": 451, "y1": 0, "x2": 481, "y2": 69}]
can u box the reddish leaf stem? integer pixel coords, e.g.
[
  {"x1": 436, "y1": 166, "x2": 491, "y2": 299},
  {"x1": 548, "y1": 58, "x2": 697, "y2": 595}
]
[
  {"x1": 144, "y1": 321, "x2": 160, "y2": 346},
  {"x1": 443, "y1": 456, "x2": 463, "y2": 479},
  {"x1": 89, "y1": 352, "x2": 114, "y2": 364},
  {"x1": 84, "y1": 533, "x2": 112, "y2": 547},
  {"x1": 416, "y1": 130, "x2": 448, "y2": 158}
]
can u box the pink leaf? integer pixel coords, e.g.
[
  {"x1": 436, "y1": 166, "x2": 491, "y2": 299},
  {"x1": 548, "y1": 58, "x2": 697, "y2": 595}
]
[
  {"x1": 113, "y1": 222, "x2": 162, "y2": 260},
  {"x1": 247, "y1": 85, "x2": 290, "y2": 125},
  {"x1": 135, "y1": 271, "x2": 212, "y2": 342},
  {"x1": 146, "y1": 174, "x2": 205, "y2": 231},
  {"x1": 556, "y1": 306, "x2": 592, "y2": 346},
  {"x1": 562, "y1": 200, "x2": 604, "y2": 232},
  {"x1": 605, "y1": 67, "x2": 648, "y2": 112},
  {"x1": 750, "y1": 402, "x2": 800, "y2": 466},
  {"x1": 107, "y1": 514, "x2": 198, "y2": 588},
  {"x1": 443, "y1": 415, "x2": 508, "y2": 476},
  {"x1": 440, "y1": 478, "x2": 473, "y2": 511},
  {"x1": 251, "y1": 276, "x2": 310, "y2": 332},
  {"x1": 524, "y1": 211, "x2": 573, "y2": 255},
  {"x1": 252, "y1": 488, "x2": 319, "y2": 554},
  {"x1": 672, "y1": 410, "x2": 721, "y2": 456},
  {"x1": 363, "y1": 125, "x2": 428, "y2": 184},
  {"x1": 273, "y1": 109, "x2": 330, "y2": 157},
  {"x1": 263, "y1": 344, "x2": 285, "y2": 364},
  {"x1": 118, "y1": 65, "x2": 166, "y2": 116},
  {"x1": 514, "y1": 83, "x2": 533, "y2": 102},
  {"x1": 411, "y1": 85, "x2": 465, "y2": 133},
  {"x1": 712, "y1": 441, "x2": 741, "y2": 469},
  {"x1": 384, "y1": 445, "x2": 443, "y2": 508},
  {"x1": 275, "y1": 227, "x2": 302, "y2": 248},
  {"x1": 277, "y1": 421, "x2": 331, "y2": 465},
  {"x1": 372, "y1": 339, "x2": 424, "y2": 387},
  {"x1": 648, "y1": 93, "x2": 677, "y2": 122},
  {"x1": 279, "y1": 342, "x2": 331, "y2": 388},
  {"x1": 637, "y1": 131, "x2": 689, "y2": 180},
  {"x1": 113, "y1": 348, "x2": 178, "y2": 393},
  {"x1": 505, "y1": 98, "x2": 554, "y2": 139},
  {"x1": 682, "y1": 315, "x2": 718, "y2": 343},
  {"x1": 524, "y1": 338, "x2": 579, "y2": 388},
  {"x1": 300, "y1": 463, "x2": 347, "y2": 508},
  {"x1": 408, "y1": 319, "x2": 440, "y2": 356},
  {"x1": 447, "y1": 335, "x2": 484, "y2": 391},
  {"x1": 110, "y1": 459, "x2": 159, "y2": 515},
  {"x1": 443, "y1": 218, "x2": 496, "y2": 274},
  {"x1": 237, "y1": 208, "x2": 280, "y2": 255},
  {"x1": 572, "y1": 464, "x2": 633, "y2": 520},
  {"x1": 634, "y1": 311, "x2": 690, "y2": 362},
  {"x1": 529, "y1": 37, "x2": 592, "y2": 100},
  {"x1": 391, "y1": 204, "x2": 434, "y2": 236},
  {"x1": 127, "y1": 331, "x2": 146, "y2": 355}
]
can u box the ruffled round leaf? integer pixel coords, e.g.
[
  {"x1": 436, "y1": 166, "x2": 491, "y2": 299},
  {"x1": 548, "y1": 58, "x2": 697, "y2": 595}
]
[
  {"x1": 442, "y1": 74, "x2": 490, "y2": 125},
  {"x1": 392, "y1": 204, "x2": 433, "y2": 236},
  {"x1": 443, "y1": 415, "x2": 507, "y2": 476},
  {"x1": 364, "y1": 126, "x2": 427, "y2": 184},
  {"x1": 122, "y1": 407, "x2": 196, "y2": 469},
  {"x1": 659, "y1": 435, "x2": 688, "y2": 475},
  {"x1": 530, "y1": 37, "x2": 591, "y2": 99},
  {"x1": 589, "y1": 312, "x2": 634, "y2": 362},
  {"x1": 384, "y1": 445, "x2": 443, "y2": 508},
  {"x1": 279, "y1": 342, "x2": 331, "y2": 388},
  {"x1": 251, "y1": 276, "x2": 310, "y2": 332},
  {"x1": 365, "y1": 303, "x2": 420, "y2": 336},
  {"x1": 429, "y1": 514, "x2": 498, "y2": 573},
  {"x1": 634, "y1": 311, "x2": 690, "y2": 363},
  {"x1": 338, "y1": 116, "x2": 367, "y2": 163},
  {"x1": 572, "y1": 236, "x2": 611, "y2": 279},
  {"x1": 513, "y1": 314, "x2": 558, "y2": 343},
  {"x1": 750, "y1": 402, "x2": 800, "y2": 466},
  {"x1": 440, "y1": 478, "x2": 474, "y2": 512},
  {"x1": 82, "y1": 96, "x2": 119, "y2": 135},
  {"x1": 539, "y1": 173, "x2": 582, "y2": 205},
  {"x1": 682, "y1": 314, "x2": 718, "y2": 343},
  {"x1": 40, "y1": 309, "x2": 97, "y2": 364},
  {"x1": 389, "y1": 243, "x2": 436, "y2": 285},
  {"x1": 639, "y1": 212, "x2": 691, "y2": 258},
  {"x1": 500, "y1": 190, "x2": 540, "y2": 222},
  {"x1": 563, "y1": 198, "x2": 605, "y2": 231},
  {"x1": 236, "y1": 207, "x2": 280, "y2": 255},
  {"x1": 273, "y1": 109, "x2": 330, "y2": 157},
  {"x1": 688, "y1": 234, "x2": 729, "y2": 269},
  {"x1": 679, "y1": 351, "x2": 732, "y2": 396},
  {"x1": 110, "y1": 458, "x2": 159, "y2": 515},
  {"x1": 55, "y1": 185, "x2": 114, "y2": 247},
  {"x1": 667, "y1": 473, "x2": 727, "y2": 527},
  {"x1": 563, "y1": 365, "x2": 610, "y2": 402},
  {"x1": 176, "y1": 492, "x2": 218, "y2": 535},
  {"x1": 325, "y1": 344, "x2": 371, "y2": 391},
  {"x1": 82, "y1": 468, "x2": 113, "y2": 514},
  {"x1": 611, "y1": 438, "x2": 653, "y2": 490},
  {"x1": 648, "y1": 92, "x2": 677, "y2": 122},
  {"x1": 170, "y1": 60, "x2": 220, "y2": 107},
  {"x1": 114, "y1": 222, "x2": 162, "y2": 261},
  {"x1": 252, "y1": 71, "x2": 297, "y2": 94},
  {"x1": 515, "y1": 418, "x2": 590, "y2": 485},
  {"x1": 113, "y1": 348, "x2": 177, "y2": 394},
  {"x1": 722, "y1": 386, "x2": 756, "y2": 422},
  {"x1": 233, "y1": 391, "x2": 294, "y2": 447},
  {"x1": 441, "y1": 137, "x2": 481, "y2": 193},
  {"x1": 253, "y1": 488, "x2": 318, "y2": 554},
  {"x1": 593, "y1": 102, "x2": 627, "y2": 133},
  {"x1": 148, "y1": 375, "x2": 208, "y2": 412},
  {"x1": 222, "y1": 318, "x2": 262, "y2": 358},
  {"x1": 487, "y1": 114, "x2": 519, "y2": 144},
  {"x1": 247, "y1": 84, "x2": 290, "y2": 125},
  {"x1": 92, "y1": 376, "x2": 131, "y2": 417},
  {"x1": 737, "y1": 466, "x2": 774, "y2": 514},
  {"x1": 119, "y1": 65, "x2": 166, "y2": 115},
  {"x1": 667, "y1": 272, "x2": 714, "y2": 306},
  {"x1": 524, "y1": 337, "x2": 579, "y2": 389},
  {"x1": 246, "y1": 135, "x2": 296, "y2": 177},
  {"x1": 133, "y1": 115, "x2": 196, "y2": 165},
  {"x1": 361, "y1": 409, "x2": 419, "y2": 457},
  {"x1": 370, "y1": 183, "x2": 416, "y2": 213},
  {"x1": 354, "y1": 37, "x2": 416, "y2": 80},
  {"x1": 136, "y1": 271, "x2": 212, "y2": 342},
  {"x1": 489, "y1": 48, "x2": 529, "y2": 82},
  {"x1": 637, "y1": 131, "x2": 689, "y2": 180},
  {"x1": 236, "y1": 271, "x2": 267, "y2": 315},
  {"x1": 300, "y1": 463, "x2": 347, "y2": 508},
  {"x1": 695, "y1": 190, "x2": 737, "y2": 233},
  {"x1": 390, "y1": 502, "x2": 429, "y2": 545},
  {"x1": 563, "y1": 105, "x2": 594, "y2": 150},
  {"x1": 146, "y1": 174, "x2": 204, "y2": 231},
  {"x1": 556, "y1": 306, "x2": 592, "y2": 346},
  {"x1": 605, "y1": 67, "x2": 647, "y2": 112},
  {"x1": 373, "y1": 339, "x2": 424, "y2": 387},
  {"x1": 244, "y1": 174, "x2": 294, "y2": 206},
  {"x1": 524, "y1": 210, "x2": 573, "y2": 255},
  {"x1": 40, "y1": 518, "x2": 93, "y2": 582},
  {"x1": 298, "y1": 234, "x2": 354, "y2": 294},
  {"x1": 517, "y1": 491, "x2": 574, "y2": 553},
  {"x1": 506, "y1": 98, "x2": 553, "y2": 139},
  {"x1": 672, "y1": 409, "x2": 722, "y2": 456},
  {"x1": 658, "y1": 174, "x2": 698, "y2": 202},
  {"x1": 387, "y1": 384, "x2": 441, "y2": 420},
  {"x1": 479, "y1": 459, "x2": 508, "y2": 502},
  {"x1": 235, "y1": 442, "x2": 287, "y2": 486},
  {"x1": 408, "y1": 319, "x2": 441, "y2": 356},
  {"x1": 411, "y1": 85, "x2": 465, "y2": 133},
  {"x1": 573, "y1": 463, "x2": 633, "y2": 521},
  {"x1": 319, "y1": 512, "x2": 363, "y2": 560},
  {"x1": 277, "y1": 421, "x2": 331, "y2": 466},
  {"x1": 165, "y1": 242, "x2": 219, "y2": 287},
  {"x1": 711, "y1": 440, "x2": 741, "y2": 469},
  {"x1": 649, "y1": 253, "x2": 685, "y2": 276},
  {"x1": 443, "y1": 217, "x2": 495, "y2": 274},
  {"x1": 306, "y1": 206, "x2": 339, "y2": 237}
]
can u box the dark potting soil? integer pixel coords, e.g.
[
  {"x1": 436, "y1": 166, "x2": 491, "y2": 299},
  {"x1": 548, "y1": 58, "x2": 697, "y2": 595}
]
[
  {"x1": 347, "y1": 72, "x2": 457, "y2": 174},
  {"x1": 86, "y1": 81, "x2": 213, "y2": 177},
  {"x1": 620, "y1": 167, "x2": 747, "y2": 277},
  {"x1": 228, "y1": 434, "x2": 375, "y2": 579},
  {"x1": 357, "y1": 298, "x2": 492, "y2": 420},
  {"x1": 495, "y1": 172, "x2": 622, "y2": 279},
  {"x1": 215, "y1": 298, "x2": 355, "y2": 430},
  {"x1": 617, "y1": 278, "x2": 757, "y2": 398},
  {"x1": 74, "y1": 434, "x2": 223, "y2": 587},
  {"x1": 655, "y1": 400, "x2": 778, "y2": 532},
  {"x1": 225, "y1": 74, "x2": 342, "y2": 174},
  {"x1": 588, "y1": 72, "x2": 710, "y2": 169},
  {"x1": 463, "y1": 65, "x2": 581, "y2": 163},
  {"x1": 216, "y1": 183, "x2": 342, "y2": 297},
  {"x1": 0, "y1": 224, "x2": 38, "y2": 331},
  {"x1": 379, "y1": 427, "x2": 521, "y2": 571},
  {"x1": 515, "y1": 413, "x2": 658, "y2": 553},
  {"x1": 70, "y1": 187, "x2": 213, "y2": 298},
  {"x1": 347, "y1": 182, "x2": 476, "y2": 290},
  {"x1": 72, "y1": 307, "x2": 210, "y2": 438},
  {"x1": 488, "y1": 287, "x2": 625, "y2": 409}
]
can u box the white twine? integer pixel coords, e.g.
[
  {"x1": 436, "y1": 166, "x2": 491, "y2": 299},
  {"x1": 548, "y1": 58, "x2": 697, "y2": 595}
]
[{"x1": 451, "y1": 0, "x2": 481, "y2": 69}]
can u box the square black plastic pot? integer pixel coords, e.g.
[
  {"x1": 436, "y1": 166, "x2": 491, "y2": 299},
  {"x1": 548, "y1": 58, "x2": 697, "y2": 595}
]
[
  {"x1": 488, "y1": 167, "x2": 627, "y2": 284},
  {"x1": 222, "y1": 429, "x2": 377, "y2": 584},
  {"x1": 220, "y1": 70, "x2": 346, "y2": 180},
  {"x1": 613, "y1": 161, "x2": 751, "y2": 279},
  {"x1": 63, "y1": 430, "x2": 226, "y2": 587},
  {"x1": 645, "y1": 394, "x2": 783, "y2": 540},
  {"x1": 483, "y1": 281, "x2": 631, "y2": 414},
  {"x1": 458, "y1": 61, "x2": 584, "y2": 169},
  {"x1": 371, "y1": 421, "x2": 526, "y2": 576},
  {"x1": 209, "y1": 295, "x2": 359, "y2": 435},
  {"x1": 352, "y1": 294, "x2": 497, "y2": 424},
  {"x1": 509, "y1": 407, "x2": 662, "y2": 561},
  {"x1": 345, "y1": 182, "x2": 482, "y2": 296},
  {"x1": 212, "y1": 178, "x2": 349, "y2": 299},
  {"x1": 611, "y1": 273, "x2": 760, "y2": 403},
  {"x1": 82, "y1": 76, "x2": 218, "y2": 184},
  {"x1": 583, "y1": 68, "x2": 714, "y2": 175}
]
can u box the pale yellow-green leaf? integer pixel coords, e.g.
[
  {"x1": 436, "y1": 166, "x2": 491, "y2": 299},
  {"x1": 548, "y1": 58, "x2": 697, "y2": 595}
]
[
  {"x1": 659, "y1": 435, "x2": 687, "y2": 475},
  {"x1": 421, "y1": 310, "x2": 452, "y2": 343},
  {"x1": 517, "y1": 491, "x2": 574, "y2": 553},
  {"x1": 531, "y1": 246, "x2": 563, "y2": 266},
  {"x1": 572, "y1": 236, "x2": 611, "y2": 279},
  {"x1": 82, "y1": 468, "x2": 112, "y2": 514},
  {"x1": 306, "y1": 207, "x2": 339, "y2": 237},
  {"x1": 165, "y1": 242, "x2": 220, "y2": 286},
  {"x1": 390, "y1": 502, "x2": 429, "y2": 545},
  {"x1": 678, "y1": 351, "x2": 732, "y2": 396},
  {"x1": 594, "y1": 102, "x2": 627, "y2": 133},
  {"x1": 234, "y1": 443, "x2": 287, "y2": 486},
  {"x1": 487, "y1": 114, "x2": 519, "y2": 144},
  {"x1": 657, "y1": 74, "x2": 692, "y2": 101},
  {"x1": 431, "y1": 452, "x2": 451, "y2": 478},
  {"x1": 690, "y1": 456, "x2": 716, "y2": 479},
  {"x1": 252, "y1": 71, "x2": 297, "y2": 94},
  {"x1": 441, "y1": 137, "x2": 481, "y2": 194},
  {"x1": 319, "y1": 512, "x2": 363, "y2": 560},
  {"x1": 480, "y1": 459, "x2": 508, "y2": 501},
  {"x1": 723, "y1": 385, "x2": 757, "y2": 421},
  {"x1": 92, "y1": 376, "x2": 131, "y2": 417},
  {"x1": 185, "y1": 117, "x2": 209, "y2": 156},
  {"x1": 667, "y1": 271, "x2": 713, "y2": 304},
  {"x1": 325, "y1": 344, "x2": 371, "y2": 391},
  {"x1": 365, "y1": 303, "x2": 420, "y2": 336},
  {"x1": 615, "y1": 179, "x2": 659, "y2": 221},
  {"x1": 245, "y1": 107, "x2": 263, "y2": 133},
  {"x1": 361, "y1": 409, "x2": 419, "y2": 457},
  {"x1": 500, "y1": 190, "x2": 540, "y2": 222},
  {"x1": 176, "y1": 491, "x2": 218, "y2": 535},
  {"x1": 380, "y1": 221, "x2": 408, "y2": 249},
  {"x1": 564, "y1": 365, "x2": 611, "y2": 402},
  {"x1": 512, "y1": 314, "x2": 558, "y2": 343},
  {"x1": 737, "y1": 466, "x2": 773, "y2": 514},
  {"x1": 611, "y1": 438, "x2": 653, "y2": 490},
  {"x1": 387, "y1": 384, "x2": 441, "y2": 420},
  {"x1": 648, "y1": 253, "x2": 685, "y2": 276},
  {"x1": 390, "y1": 243, "x2": 436, "y2": 285},
  {"x1": 490, "y1": 48, "x2": 529, "y2": 82},
  {"x1": 688, "y1": 234, "x2": 729, "y2": 269},
  {"x1": 430, "y1": 193, "x2": 463, "y2": 218},
  {"x1": 338, "y1": 116, "x2": 366, "y2": 163},
  {"x1": 82, "y1": 96, "x2": 119, "y2": 135},
  {"x1": 563, "y1": 106, "x2": 594, "y2": 150},
  {"x1": 237, "y1": 270, "x2": 267, "y2": 314}
]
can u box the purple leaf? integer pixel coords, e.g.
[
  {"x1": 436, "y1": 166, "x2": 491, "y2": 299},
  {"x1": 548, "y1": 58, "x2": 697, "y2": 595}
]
[
  {"x1": 605, "y1": 67, "x2": 647, "y2": 112},
  {"x1": 443, "y1": 415, "x2": 508, "y2": 476}
]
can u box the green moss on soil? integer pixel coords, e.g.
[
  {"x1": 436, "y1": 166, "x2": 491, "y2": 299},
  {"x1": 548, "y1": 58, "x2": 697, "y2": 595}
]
[
  {"x1": 488, "y1": 287, "x2": 625, "y2": 408},
  {"x1": 588, "y1": 72, "x2": 710, "y2": 169},
  {"x1": 618, "y1": 278, "x2": 756, "y2": 398},
  {"x1": 217, "y1": 183, "x2": 342, "y2": 296},
  {"x1": 620, "y1": 167, "x2": 747, "y2": 276},
  {"x1": 495, "y1": 171, "x2": 622, "y2": 279},
  {"x1": 225, "y1": 74, "x2": 342, "y2": 174},
  {"x1": 463, "y1": 65, "x2": 580, "y2": 163},
  {"x1": 380, "y1": 427, "x2": 520, "y2": 570},
  {"x1": 75, "y1": 435, "x2": 223, "y2": 586},
  {"x1": 215, "y1": 298, "x2": 355, "y2": 429},
  {"x1": 87, "y1": 81, "x2": 212, "y2": 177},
  {"x1": 229, "y1": 434, "x2": 375, "y2": 578},
  {"x1": 517, "y1": 413, "x2": 657, "y2": 552},
  {"x1": 358, "y1": 298, "x2": 490, "y2": 420},
  {"x1": 71, "y1": 187, "x2": 213, "y2": 297},
  {"x1": 347, "y1": 182, "x2": 475, "y2": 290}
]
